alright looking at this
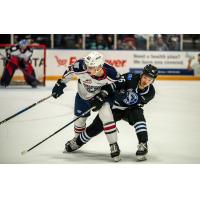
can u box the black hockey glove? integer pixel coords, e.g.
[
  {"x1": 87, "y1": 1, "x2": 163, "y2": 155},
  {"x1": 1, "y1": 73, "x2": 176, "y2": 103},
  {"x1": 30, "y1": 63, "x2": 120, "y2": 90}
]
[
  {"x1": 90, "y1": 90, "x2": 108, "y2": 112},
  {"x1": 52, "y1": 79, "x2": 66, "y2": 98}
]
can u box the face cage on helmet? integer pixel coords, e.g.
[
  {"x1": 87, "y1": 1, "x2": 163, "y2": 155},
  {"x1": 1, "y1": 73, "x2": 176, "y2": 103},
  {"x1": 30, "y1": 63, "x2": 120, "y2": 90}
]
[{"x1": 19, "y1": 40, "x2": 28, "y2": 47}]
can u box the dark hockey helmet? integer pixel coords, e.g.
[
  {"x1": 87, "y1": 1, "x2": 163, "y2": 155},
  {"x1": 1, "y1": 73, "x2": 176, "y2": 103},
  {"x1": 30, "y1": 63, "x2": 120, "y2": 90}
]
[{"x1": 142, "y1": 64, "x2": 158, "y2": 79}]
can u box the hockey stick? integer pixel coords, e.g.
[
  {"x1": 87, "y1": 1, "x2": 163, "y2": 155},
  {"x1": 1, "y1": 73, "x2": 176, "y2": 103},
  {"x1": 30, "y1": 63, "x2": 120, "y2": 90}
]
[
  {"x1": 0, "y1": 52, "x2": 41, "y2": 85},
  {"x1": 21, "y1": 107, "x2": 94, "y2": 155},
  {"x1": 0, "y1": 94, "x2": 53, "y2": 126}
]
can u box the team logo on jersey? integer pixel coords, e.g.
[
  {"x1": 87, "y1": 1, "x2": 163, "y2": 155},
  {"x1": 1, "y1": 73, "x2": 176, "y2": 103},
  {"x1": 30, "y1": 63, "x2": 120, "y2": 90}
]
[
  {"x1": 83, "y1": 83, "x2": 101, "y2": 93},
  {"x1": 123, "y1": 89, "x2": 138, "y2": 105},
  {"x1": 83, "y1": 79, "x2": 92, "y2": 84}
]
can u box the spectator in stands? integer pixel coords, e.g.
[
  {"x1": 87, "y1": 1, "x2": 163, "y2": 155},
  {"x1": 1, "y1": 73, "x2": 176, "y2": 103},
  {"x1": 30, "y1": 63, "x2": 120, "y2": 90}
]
[
  {"x1": 95, "y1": 34, "x2": 107, "y2": 49},
  {"x1": 75, "y1": 37, "x2": 83, "y2": 49},
  {"x1": 135, "y1": 34, "x2": 147, "y2": 50},
  {"x1": 117, "y1": 34, "x2": 136, "y2": 50},
  {"x1": 86, "y1": 34, "x2": 114, "y2": 50},
  {"x1": 167, "y1": 35, "x2": 180, "y2": 51},
  {"x1": 54, "y1": 35, "x2": 82, "y2": 49},
  {"x1": 191, "y1": 35, "x2": 200, "y2": 50},
  {"x1": 149, "y1": 34, "x2": 169, "y2": 51},
  {"x1": 63, "y1": 35, "x2": 77, "y2": 49},
  {"x1": 106, "y1": 35, "x2": 114, "y2": 49},
  {"x1": 123, "y1": 35, "x2": 136, "y2": 50},
  {"x1": 187, "y1": 53, "x2": 200, "y2": 75},
  {"x1": 117, "y1": 38, "x2": 124, "y2": 50}
]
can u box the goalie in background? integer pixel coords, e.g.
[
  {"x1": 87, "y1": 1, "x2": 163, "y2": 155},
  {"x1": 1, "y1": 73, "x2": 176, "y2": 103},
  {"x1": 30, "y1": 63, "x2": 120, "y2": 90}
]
[{"x1": 0, "y1": 39, "x2": 39, "y2": 88}]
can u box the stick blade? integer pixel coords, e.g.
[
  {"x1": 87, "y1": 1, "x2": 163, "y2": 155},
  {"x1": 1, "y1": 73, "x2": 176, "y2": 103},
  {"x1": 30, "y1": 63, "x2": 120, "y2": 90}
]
[{"x1": 21, "y1": 150, "x2": 28, "y2": 155}]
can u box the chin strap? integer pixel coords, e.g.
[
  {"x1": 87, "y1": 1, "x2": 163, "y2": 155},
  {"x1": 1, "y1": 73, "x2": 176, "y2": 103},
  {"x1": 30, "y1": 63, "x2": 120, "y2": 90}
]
[{"x1": 94, "y1": 67, "x2": 102, "y2": 76}]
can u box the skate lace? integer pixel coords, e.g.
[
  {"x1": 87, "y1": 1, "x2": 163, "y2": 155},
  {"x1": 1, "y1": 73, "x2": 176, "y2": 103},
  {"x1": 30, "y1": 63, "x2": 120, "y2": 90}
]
[
  {"x1": 70, "y1": 138, "x2": 79, "y2": 148},
  {"x1": 137, "y1": 143, "x2": 147, "y2": 151},
  {"x1": 111, "y1": 144, "x2": 118, "y2": 153}
]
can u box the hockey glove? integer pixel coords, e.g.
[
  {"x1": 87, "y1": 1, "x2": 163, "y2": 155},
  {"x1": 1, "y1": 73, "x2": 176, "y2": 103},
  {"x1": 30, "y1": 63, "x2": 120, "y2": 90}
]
[
  {"x1": 90, "y1": 90, "x2": 108, "y2": 112},
  {"x1": 52, "y1": 79, "x2": 66, "y2": 98}
]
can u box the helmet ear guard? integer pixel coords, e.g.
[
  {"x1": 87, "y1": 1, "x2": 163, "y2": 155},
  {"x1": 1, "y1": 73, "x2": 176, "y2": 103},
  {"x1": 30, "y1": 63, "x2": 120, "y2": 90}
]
[{"x1": 142, "y1": 64, "x2": 158, "y2": 79}]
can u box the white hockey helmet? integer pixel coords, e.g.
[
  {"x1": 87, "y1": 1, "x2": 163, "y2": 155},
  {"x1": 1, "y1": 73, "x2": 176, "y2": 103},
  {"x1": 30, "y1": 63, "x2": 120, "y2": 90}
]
[{"x1": 84, "y1": 51, "x2": 105, "y2": 68}]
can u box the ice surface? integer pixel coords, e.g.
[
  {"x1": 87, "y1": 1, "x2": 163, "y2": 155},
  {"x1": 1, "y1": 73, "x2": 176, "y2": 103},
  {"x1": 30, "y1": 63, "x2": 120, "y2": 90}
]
[{"x1": 0, "y1": 80, "x2": 200, "y2": 163}]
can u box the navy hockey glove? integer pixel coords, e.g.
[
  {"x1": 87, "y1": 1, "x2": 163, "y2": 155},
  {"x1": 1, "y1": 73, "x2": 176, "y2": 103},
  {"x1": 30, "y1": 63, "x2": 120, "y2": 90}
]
[
  {"x1": 90, "y1": 90, "x2": 108, "y2": 112},
  {"x1": 52, "y1": 79, "x2": 66, "y2": 98}
]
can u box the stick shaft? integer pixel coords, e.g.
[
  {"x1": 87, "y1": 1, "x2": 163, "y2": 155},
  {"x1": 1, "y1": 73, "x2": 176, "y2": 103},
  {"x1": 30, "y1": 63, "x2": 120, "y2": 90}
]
[
  {"x1": 24, "y1": 107, "x2": 94, "y2": 153},
  {"x1": 0, "y1": 94, "x2": 52, "y2": 125}
]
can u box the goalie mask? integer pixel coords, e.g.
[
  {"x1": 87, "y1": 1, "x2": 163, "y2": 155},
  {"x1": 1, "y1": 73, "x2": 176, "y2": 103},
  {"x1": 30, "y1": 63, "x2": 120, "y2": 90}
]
[{"x1": 18, "y1": 39, "x2": 29, "y2": 48}]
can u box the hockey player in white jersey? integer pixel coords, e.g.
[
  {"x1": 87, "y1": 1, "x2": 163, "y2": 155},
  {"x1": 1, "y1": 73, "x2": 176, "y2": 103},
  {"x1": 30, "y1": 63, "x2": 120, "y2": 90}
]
[{"x1": 52, "y1": 51, "x2": 121, "y2": 161}]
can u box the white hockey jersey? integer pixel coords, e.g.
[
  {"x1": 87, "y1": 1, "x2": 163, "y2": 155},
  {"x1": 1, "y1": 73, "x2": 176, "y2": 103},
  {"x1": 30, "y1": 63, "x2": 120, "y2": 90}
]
[
  {"x1": 6, "y1": 45, "x2": 33, "y2": 62},
  {"x1": 62, "y1": 58, "x2": 120, "y2": 100}
]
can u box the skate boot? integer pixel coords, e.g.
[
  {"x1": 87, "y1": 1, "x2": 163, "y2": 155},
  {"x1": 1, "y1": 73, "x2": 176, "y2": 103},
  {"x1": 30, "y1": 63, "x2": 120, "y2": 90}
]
[
  {"x1": 136, "y1": 143, "x2": 148, "y2": 161},
  {"x1": 0, "y1": 81, "x2": 8, "y2": 88},
  {"x1": 30, "y1": 80, "x2": 39, "y2": 88},
  {"x1": 65, "y1": 137, "x2": 80, "y2": 152},
  {"x1": 110, "y1": 142, "x2": 121, "y2": 162}
]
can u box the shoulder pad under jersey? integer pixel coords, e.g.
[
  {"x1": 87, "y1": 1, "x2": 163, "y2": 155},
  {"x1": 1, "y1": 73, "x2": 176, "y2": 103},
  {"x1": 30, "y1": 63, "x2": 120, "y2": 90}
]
[
  {"x1": 73, "y1": 58, "x2": 87, "y2": 73},
  {"x1": 10, "y1": 46, "x2": 18, "y2": 52},
  {"x1": 103, "y1": 63, "x2": 121, "y2": 81}
]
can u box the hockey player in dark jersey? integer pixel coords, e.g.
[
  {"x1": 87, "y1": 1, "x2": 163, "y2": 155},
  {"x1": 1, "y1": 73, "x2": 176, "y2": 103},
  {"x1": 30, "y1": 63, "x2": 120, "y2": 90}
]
[
  {"x1": 52, "y1": 51, "x2": 121, "y2": 161},
  {"x1": 65, "y1": 64, "x2": 158, "y2": 161},
  {"x1": 0, "y1": 39, "x2": 39, "y2": 88}
]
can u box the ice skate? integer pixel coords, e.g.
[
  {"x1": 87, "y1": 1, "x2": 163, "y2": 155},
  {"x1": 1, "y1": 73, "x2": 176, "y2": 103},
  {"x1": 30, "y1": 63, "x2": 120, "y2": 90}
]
[
  {"x1": 30, "y1": 80, "x2": 39, "y2": 88},
  {"x1": 136, "y1": 143, "x2": 148, "y2": 161},
  {"x1": 64, "y1": 137, "x2": 80, "y2": 152},
  {"x1": 110, "y1": 142, "x2": 121, "y2": 162}
]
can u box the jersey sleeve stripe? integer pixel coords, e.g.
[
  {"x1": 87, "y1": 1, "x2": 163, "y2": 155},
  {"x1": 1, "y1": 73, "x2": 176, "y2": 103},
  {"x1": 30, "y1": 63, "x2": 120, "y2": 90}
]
[{"x1": 107, "y1": 76, "x2": 117, "y2": 82}]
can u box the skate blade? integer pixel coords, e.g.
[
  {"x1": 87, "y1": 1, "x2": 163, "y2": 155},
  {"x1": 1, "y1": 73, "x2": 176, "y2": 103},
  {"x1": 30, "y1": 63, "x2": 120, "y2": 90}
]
[
  {"x1": 136, "y1": 155, "x2": 147, "y2": 161},
  {"x1": 113, "y1": 156, "x2": 121, "y2": 162},
  {"x1": 62, "y1": 149, "x2": 72, "y2": 153},
  {"x1": 62, "y1": 148, "x2": 76, "y2": 153}
]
